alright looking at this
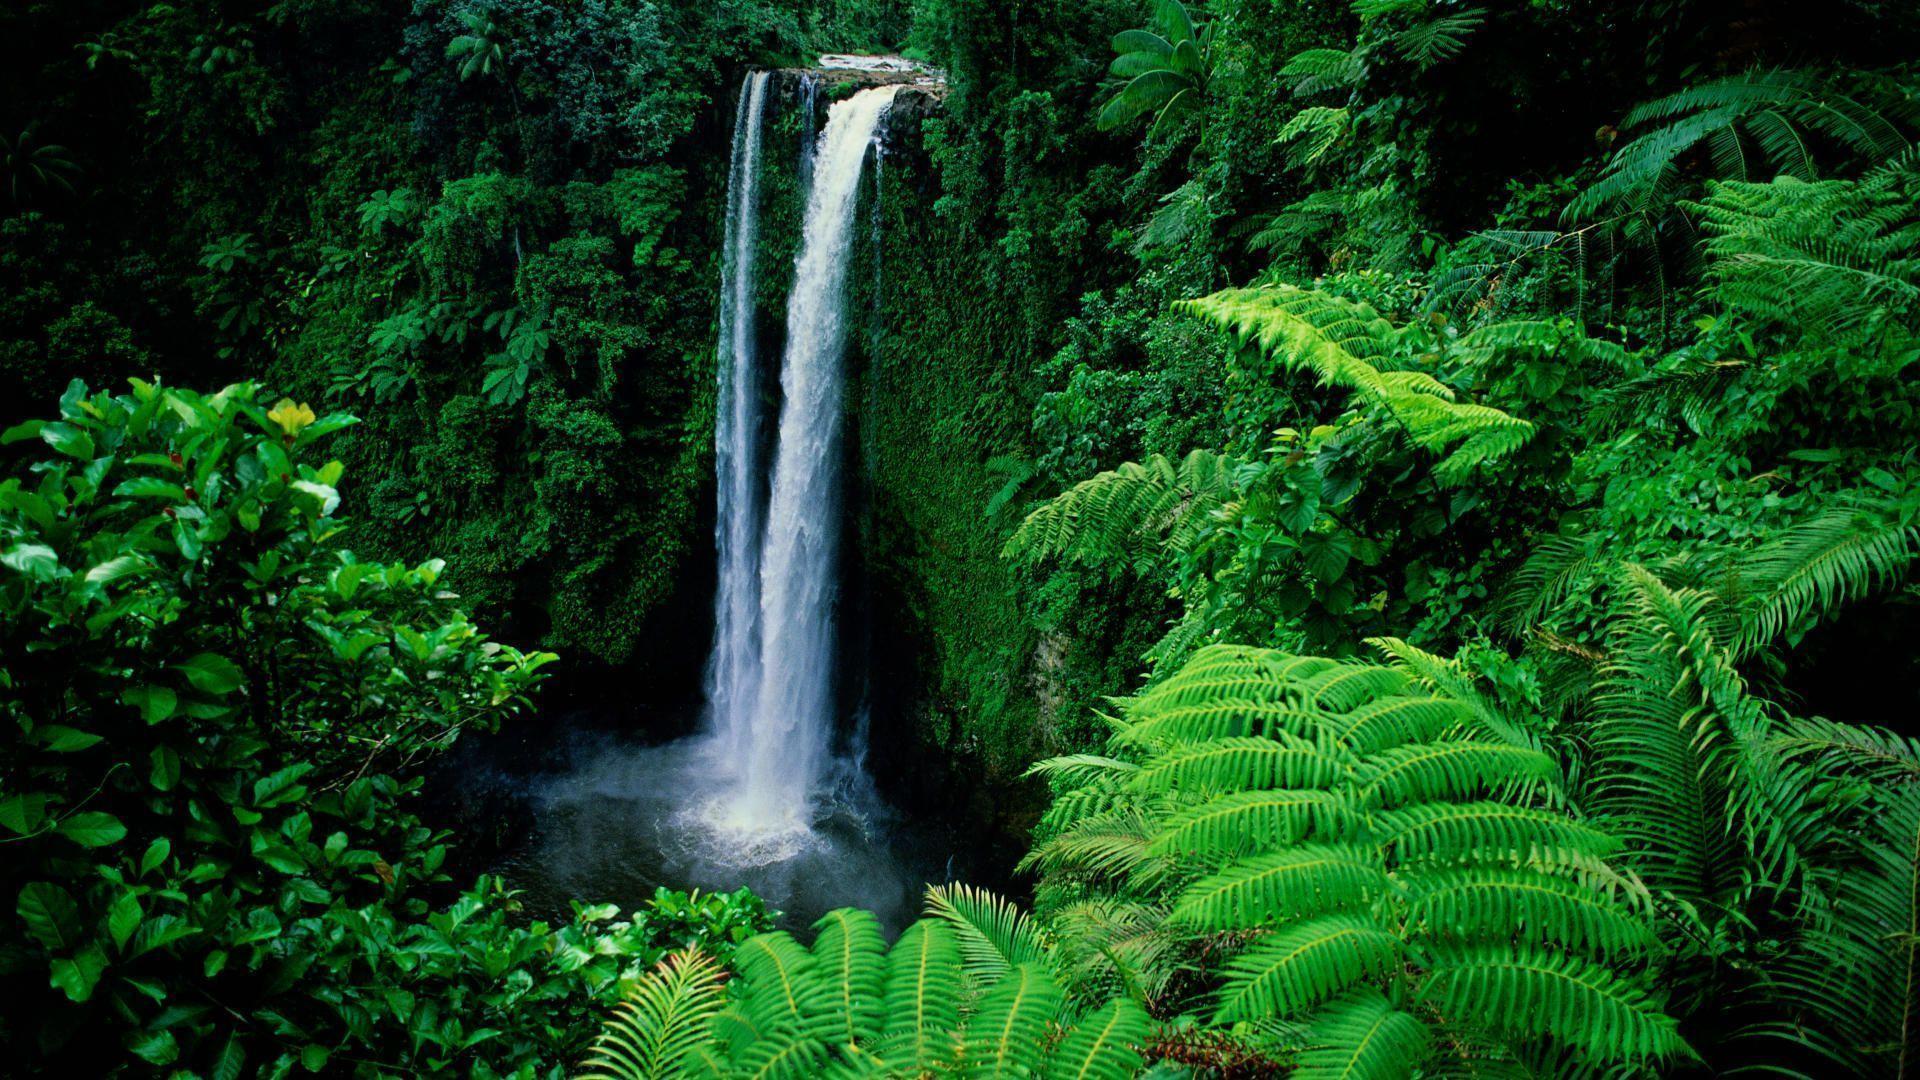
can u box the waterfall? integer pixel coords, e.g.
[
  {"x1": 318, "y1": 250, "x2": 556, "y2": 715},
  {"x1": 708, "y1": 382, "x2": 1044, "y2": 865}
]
[
  {"x1": 705, "y1": 82, "x2": 903, "y2": 849},
  {"x1": 706, "y1": 72, "x2": 771, "y2": 771}
]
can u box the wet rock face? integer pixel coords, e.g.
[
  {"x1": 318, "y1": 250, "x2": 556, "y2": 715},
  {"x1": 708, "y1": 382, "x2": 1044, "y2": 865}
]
[{"x1": 777, "y1": 54, "x2": 949, "y2": 99}]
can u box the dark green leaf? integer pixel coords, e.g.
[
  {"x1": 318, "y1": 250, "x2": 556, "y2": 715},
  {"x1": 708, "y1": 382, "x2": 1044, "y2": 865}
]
[{"x1": 17, "y1": 882, "x2": 83, "y2": 950}]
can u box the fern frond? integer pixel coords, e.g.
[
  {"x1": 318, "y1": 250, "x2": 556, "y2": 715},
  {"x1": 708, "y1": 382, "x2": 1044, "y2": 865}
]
[
  {"x1": 1214, "y1": 914, "x2": 1403, "y2": 1021},
  {"x1": 811, "y1": 908, "x2": 888, "y2": 1046},
  {"x1": 1043, "y1": 998, "x2": 1151, "y2": 1080},
  {"x1": 1177, "y1": 286, "x2": 1533, "y2": 484},
  {"x1": 1359, "y1": 741, "x2": 1560, "y2": 808},
  {"x1": 732, "y1": 932, "x2": 823, "y2": 1035},
  {"x1": 876, "y1": 919, "x2": 965, "y2": 1068},
  {"x1": 1170, "y1": 846, "x2": 1389, "y2": 926},
  {"x1": 1293, "y1": 989, "x2": 1433, "y2": 1080},
  {"x1": 955, "y1": 962, "x2": 1067, "y2": 1078},
  {"x1": 1148, "y1": 788, "x2": 1361, "y2": 858},
  {"x1": 1129, "y1": 734, "x2": 1345, "y2": 794},
  {"x1": 1406, "y1": 868, "x2": 1661, "y2": 957},
  {"x1": 1418, "y1": 945, "x2": 1690, "y2": 1064},
  {"x1": 1380, "y1": 801, "x2": 1620, "y2": 863},
  {"x1": 1572, "y1": 68, "x2": 1912, "y2": 220},
  {"x1": 926, "y1": 884, "x2": 1050, "y2": 985},
  {"x1": 578, "y1": 949, "x2": 729, "y2": 1080},
  {"x1": 1730, "y1": 497, "x2": 1918, "y2": 654}
]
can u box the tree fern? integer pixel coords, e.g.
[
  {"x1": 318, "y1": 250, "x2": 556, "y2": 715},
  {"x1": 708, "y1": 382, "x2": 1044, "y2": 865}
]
[
  {"x1": 1028, "y1": 642, "x2": 1685, "y2": 1075},
  {"x1": 874, "y1": 919, "x2": 964, "y2": 1067},
  {"x1": 1570, "y1": 68, "x2": 1912, "y2": 221},
  {"x1": 954, "y1": 962, "x2": 1068, "y2": 1077},
  {"x1": 926, "y1": 882, "x2": 1051, "y2": 986},
  {"x1": 1727, "y1": 494, "x2": 1919, "y2": 655}
]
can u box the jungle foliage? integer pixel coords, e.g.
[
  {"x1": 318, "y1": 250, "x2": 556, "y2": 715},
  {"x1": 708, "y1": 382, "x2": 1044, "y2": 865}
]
[
  {"x1": 0, "y1": 382, "x2": 775, "y2": 1076},
  {"x1": 6, "y1": 0, "x2": 1920, "y2": 1076}
]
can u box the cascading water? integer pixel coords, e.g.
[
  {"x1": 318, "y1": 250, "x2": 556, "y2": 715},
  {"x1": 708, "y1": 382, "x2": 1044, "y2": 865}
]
[
  {"x1": 461, "y1": 72, "x2": 955, "y2": 932},
  {"x1": 706, "y1": 71, "x2": 770, "y2": 771},
  {"x1": 705, "y1": 83, "x2": 904, "y2": 852}
]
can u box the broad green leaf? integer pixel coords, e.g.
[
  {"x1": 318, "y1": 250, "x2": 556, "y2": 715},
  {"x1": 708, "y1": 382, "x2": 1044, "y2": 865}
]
[
  {"x1": 213, "y1": 1035, "x2": 246, "y2": 1080},
  {"x1": 17, "y1": 882, "x2": 83, "y2": 950},
  {"x1": 1, "y1": 418, "x2": 46, "y2": 444},
  {"x1": 107, "y1": 891, "x2": 144, "y2": 951},
  {"x1": 176, "y1": 653, "x2": 244, "y2": 695},
  {"x1": 33, "y1": 725, "x2": 104, "y2": 752},
  {"x1": 58, "y1": 811, "x2": 127, "y2": 848},
  {"x1": 50, "y1": 943, "x2": 109, "y2": 1002},
  {"x1": 85, "y1": 555, "x2": 150, "y2": 584},
  {"x1": 126, "y1": 1028, "x2": 179, "y2": 1066},
  {"x1": 254, "y1": 844, "x2": 306, "y2": 874},
  {"x1": 40, "y1": 421, "x2": 95, "y2": 460},
  {"x1": 2, "y1": 543, "x2": 61, "y2": 581},
  {"x1": 253, "y1": 764, "x2": 314, "y2": 808},
  {"x1": 124, "y1": 685, "x2": 179, "y2": 724},
  {"x1": 140, "y1": 838, "x2": 171, "y2": 876},
  {"x1": 112, "y1": 477, "x2": 187, "y2": 501},
  {"x1": 126, "y1": 913, "x2": 199, "y2": 959},
  {"x1": 0, "y1": 793, "x2": 49, "y2": 835},
  {"x1": 150, "y1": 746, "x2": 181, "y2": 790}
]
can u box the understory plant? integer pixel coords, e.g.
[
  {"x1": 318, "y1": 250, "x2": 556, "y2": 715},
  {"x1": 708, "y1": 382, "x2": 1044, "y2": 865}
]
[{"x1": 0, "y1": 380, "x2": 773, "y2": 1076}]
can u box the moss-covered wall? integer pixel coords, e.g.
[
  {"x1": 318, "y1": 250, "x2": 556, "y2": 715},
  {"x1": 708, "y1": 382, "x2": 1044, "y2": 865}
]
[{"x1": 841, "y1": 88, "x2": 1166, "y2": 849}]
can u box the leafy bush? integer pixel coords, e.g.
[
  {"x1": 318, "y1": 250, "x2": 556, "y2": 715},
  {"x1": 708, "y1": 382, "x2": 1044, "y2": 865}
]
[{"x1": 0, "y1": 380, "x2": 772, "y2": 1076}]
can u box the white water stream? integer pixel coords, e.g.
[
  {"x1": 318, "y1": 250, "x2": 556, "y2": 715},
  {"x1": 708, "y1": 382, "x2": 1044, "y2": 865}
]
[{"x1": 700, "y1": 82, "x2": 903, "y2": 859}]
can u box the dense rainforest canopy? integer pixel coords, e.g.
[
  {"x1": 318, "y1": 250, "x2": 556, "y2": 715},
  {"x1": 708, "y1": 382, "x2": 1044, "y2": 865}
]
[{"x1": 4, "y1": 0, "x2": 1920, "y2": 1076}]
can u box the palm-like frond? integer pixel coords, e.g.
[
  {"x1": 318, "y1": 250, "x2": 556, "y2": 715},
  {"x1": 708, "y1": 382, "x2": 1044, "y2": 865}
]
[
  {"x1": 926, "y1": 883, "x2": 1051, "y2": 985},
  {"x1": 1097, "y1": 0, "x2": 1210, "y2": 137},
  {"x1": 876, "y1": 919, "x2": 965, "y2": 1067},
  {"x1": 1571, "y1": 68, "x2": 1912, "y2": 221},
  {"x1": 811, "y1": 909, "x2": 888, "y2": 1045},
  {"x1": 1728, "y1": 495, "x2": 1918, "y2": 654},
  {"x1": 955, "y1": 962, "x2": 1067, "y2": 1077},
  {"x1": 578, "y1": 949, "x2": 730, "y2": 1080},
  {"x1": 1044, "y1": 998, "x2": 1151, "y2": 1080},
  {"x1": 1415, "y1": 945, "x2": 1688, "y2": 1063}
]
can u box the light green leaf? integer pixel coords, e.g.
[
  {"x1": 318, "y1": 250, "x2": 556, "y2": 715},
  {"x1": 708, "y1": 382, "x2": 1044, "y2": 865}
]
[
  {"x1": 2, "y1": 543, "x2": 61, "y2": 581},
  {"x1": 85, "y1": 555, "x2": 150, "y2": 584},
  {"x1": 140, "y1": 838, "x2": 171, "y2": 876},
  {"x1": 112, "y1": 477, "x2": 187, "y2": 501},
  {"x1": 107, "y1": 891, "x2": 144, "y2": 951}
]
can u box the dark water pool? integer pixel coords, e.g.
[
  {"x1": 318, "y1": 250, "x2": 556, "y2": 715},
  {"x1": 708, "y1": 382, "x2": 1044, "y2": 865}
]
[{"x1": 427, "y1": 706, "x2": 997, "y2": 932}]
